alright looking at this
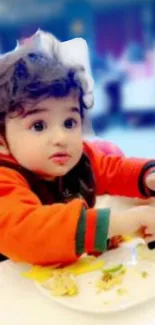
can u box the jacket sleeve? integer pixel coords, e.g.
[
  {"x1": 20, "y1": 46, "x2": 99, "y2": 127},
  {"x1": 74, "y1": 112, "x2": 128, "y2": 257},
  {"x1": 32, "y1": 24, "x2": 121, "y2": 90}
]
[
  {"x1": 0, "y1": 167, "x2": 110, "y2": 265},
  {"x1": 84, "y1": 142, "x2": 155, "y2": 198}
]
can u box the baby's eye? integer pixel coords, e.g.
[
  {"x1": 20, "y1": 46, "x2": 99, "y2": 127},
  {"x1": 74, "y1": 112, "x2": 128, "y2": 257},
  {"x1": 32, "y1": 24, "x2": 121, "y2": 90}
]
[
  {"x1": 31, "y1": 120, "x2": 47, "y2": 132},
  {"x1": 64, "y1": 118, "x2": 77, "y2": 129}
]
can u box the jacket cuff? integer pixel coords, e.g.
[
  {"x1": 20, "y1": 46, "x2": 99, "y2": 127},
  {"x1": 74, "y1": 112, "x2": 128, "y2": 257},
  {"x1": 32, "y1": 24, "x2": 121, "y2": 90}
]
[
  {"x1": 76, "y1": 208, "x2": 110, "y2": 255},
  {"x1": 138, "y1": 162, "x2": 155, "y2": 197}
]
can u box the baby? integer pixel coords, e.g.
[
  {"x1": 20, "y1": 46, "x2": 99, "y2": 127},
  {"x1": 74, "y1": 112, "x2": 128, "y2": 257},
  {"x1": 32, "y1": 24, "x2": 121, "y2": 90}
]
[{"x1": 0, "y1": 30, "x2": 155, "y2": 265}]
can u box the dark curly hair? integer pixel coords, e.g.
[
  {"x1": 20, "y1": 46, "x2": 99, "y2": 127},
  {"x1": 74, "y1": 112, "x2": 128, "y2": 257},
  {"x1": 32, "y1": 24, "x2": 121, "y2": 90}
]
[{"x1": 0, "y1": 51, "x2": 90, "y2": 123}]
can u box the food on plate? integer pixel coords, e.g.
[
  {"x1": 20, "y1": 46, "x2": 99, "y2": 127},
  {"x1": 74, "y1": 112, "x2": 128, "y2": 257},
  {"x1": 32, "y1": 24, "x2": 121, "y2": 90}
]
[
  {"x1": 41, "y1": 257, "x2": 105, "y2": 297},
  {"x1": 42, "y1": 271, "x2": 78, "y2": 296},
  {"x1": 96, "y1": 264, "x2": 126, "y2": 292},
  {"x1": 116, "y1": 288, "x2": 128, "y2": 296},
  {"x1": 21, "y1": 255, "x2": 105, "y2": 283},
  {"x1": 141, "y1": 271, "x2": 149, "y2": 278},
  {"x1": 108, "y1": 236, "x2": 124, "y2": 249},
  {"x1": 21, "y1": 242, "x2": 154, "y2": 300},
  {"x1": 21, "y1": 265, "x2": 58, "y2": 283},
  {"x1": 64, "y1": 257, "x2": 105, "y2": 275}
]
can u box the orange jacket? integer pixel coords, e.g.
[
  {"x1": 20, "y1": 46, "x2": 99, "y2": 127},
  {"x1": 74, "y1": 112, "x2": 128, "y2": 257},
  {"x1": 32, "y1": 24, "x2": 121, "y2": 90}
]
[{"x1": 0, "y1": 141, "x2": 154, "y2": 265}]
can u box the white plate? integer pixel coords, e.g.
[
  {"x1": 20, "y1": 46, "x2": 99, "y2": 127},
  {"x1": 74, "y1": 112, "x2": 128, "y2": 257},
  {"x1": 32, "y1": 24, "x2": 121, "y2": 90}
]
[{"x1": 36, "y1": 239, "x2": 155, "y2": 314}]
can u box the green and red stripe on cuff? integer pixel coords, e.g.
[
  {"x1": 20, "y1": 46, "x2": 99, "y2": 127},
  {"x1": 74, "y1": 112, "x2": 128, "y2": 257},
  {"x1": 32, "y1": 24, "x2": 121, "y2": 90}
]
[{"x1": 76, "y1": 208, "x2": 110, "y2": 255}]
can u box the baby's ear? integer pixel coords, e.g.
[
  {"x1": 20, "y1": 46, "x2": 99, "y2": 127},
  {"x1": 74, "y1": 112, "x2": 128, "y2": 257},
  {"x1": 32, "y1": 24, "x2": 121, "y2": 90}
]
[{"x1": 0, "y1": 135, "x2": 10, "y2": 155}]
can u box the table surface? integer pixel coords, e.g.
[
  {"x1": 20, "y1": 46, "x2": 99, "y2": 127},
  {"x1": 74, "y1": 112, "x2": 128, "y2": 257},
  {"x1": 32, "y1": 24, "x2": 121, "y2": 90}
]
[{"x1": 0, "y1": 260, "x2": 155, "y2": 325}]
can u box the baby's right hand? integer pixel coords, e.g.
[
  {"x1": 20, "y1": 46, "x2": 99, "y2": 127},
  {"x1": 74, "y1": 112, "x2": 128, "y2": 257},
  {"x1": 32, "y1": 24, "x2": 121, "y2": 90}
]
[{"x1": 108, "y1": 205, "x2": 155, "y2": 240}]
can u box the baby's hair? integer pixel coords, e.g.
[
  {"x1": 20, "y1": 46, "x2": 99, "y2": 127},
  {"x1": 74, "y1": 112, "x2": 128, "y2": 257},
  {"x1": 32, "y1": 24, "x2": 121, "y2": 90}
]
[{"x1": 0, "y1": 52, "x2": 89, "y2": 128}]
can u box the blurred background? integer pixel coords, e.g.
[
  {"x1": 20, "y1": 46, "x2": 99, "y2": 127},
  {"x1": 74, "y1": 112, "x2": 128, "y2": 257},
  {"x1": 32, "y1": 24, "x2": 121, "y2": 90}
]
[{"x1": 1, "y1": 0, "x2": 155, "y2": 157}]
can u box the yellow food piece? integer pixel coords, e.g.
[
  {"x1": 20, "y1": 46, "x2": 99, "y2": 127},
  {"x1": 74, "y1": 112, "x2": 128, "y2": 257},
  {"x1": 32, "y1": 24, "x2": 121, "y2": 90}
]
[
  {"x1": 122, "y1": 235, "x2": 133, "y2": 242},
  {"x1": 21, "y1": 255, "x2": 105, "y2": 283},
  {"x1": 66, "y1": 260, "x2": 105, "y2": 275},
  {"x1": 43, "y1": 272, "x2": 78, "y2": 296},
  {"x1": 21, "y1": 265, "x2": 58, "y2": 283}
]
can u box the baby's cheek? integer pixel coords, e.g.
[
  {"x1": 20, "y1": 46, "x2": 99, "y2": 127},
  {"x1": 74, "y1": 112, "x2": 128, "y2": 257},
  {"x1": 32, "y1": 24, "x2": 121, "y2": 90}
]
[
  {"x1": 15, "y1": 141, "x2": 41, "y2": 168},
  {"x1": 25, "y1": 149, "x2": 42, "y2": 166}
]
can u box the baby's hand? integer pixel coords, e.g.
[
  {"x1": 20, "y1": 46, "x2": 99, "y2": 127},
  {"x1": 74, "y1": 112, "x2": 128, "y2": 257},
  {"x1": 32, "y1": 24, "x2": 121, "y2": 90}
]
[
  {"x1": 108, "y1": 205, "x2": 155, "y2": 240},
  {"x1": 145, "y1": 171, "x2": 155, "y2": 192}
]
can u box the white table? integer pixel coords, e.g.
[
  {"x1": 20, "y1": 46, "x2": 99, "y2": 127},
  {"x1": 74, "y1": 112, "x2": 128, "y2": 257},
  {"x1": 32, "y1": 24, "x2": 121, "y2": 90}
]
[{"x1": 0, "y1": 260, "x2": 155, "y2": 325}]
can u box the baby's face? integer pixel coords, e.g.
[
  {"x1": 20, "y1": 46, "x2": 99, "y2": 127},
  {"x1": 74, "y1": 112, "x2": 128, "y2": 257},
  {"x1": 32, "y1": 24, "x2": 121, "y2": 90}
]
[{"x1": 5, "y1": 93, "x2": 83, "y2": 179}]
